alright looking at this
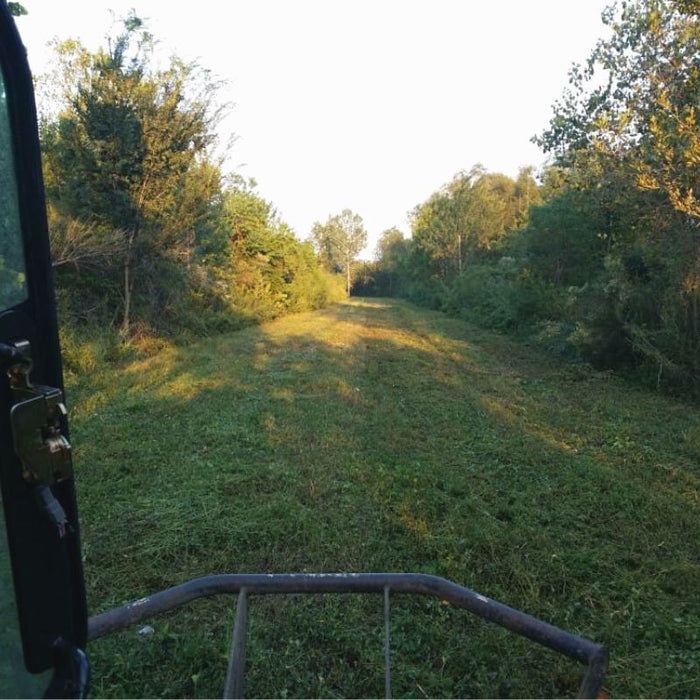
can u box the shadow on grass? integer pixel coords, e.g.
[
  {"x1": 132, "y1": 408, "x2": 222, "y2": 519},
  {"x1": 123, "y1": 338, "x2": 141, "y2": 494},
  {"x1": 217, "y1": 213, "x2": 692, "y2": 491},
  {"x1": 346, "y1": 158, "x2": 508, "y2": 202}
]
[{"x1": 74, "y1": 298, "x2": 700, "y2": 698}]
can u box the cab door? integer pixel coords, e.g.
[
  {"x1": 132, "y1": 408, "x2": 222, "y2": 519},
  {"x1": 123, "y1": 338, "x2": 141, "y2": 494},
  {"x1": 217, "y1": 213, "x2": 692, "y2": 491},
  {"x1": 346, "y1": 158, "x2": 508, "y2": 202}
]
[{"x1": 0, "y1": 1, "x2": 88, "y2": 696}]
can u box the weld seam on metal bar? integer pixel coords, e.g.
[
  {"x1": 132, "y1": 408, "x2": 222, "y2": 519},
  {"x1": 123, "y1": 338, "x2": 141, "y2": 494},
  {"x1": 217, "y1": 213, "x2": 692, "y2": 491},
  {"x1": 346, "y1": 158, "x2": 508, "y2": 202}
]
[
  {"x1": 384, "y1": 585, "x2": 391, "y2": 700},
  {"x1": 222, "y1": 587, "x2": 248, "y2": 700}
]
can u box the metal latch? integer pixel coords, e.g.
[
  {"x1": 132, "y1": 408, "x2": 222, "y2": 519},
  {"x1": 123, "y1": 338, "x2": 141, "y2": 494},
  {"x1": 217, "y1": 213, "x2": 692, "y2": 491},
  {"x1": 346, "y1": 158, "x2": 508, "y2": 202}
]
[{"x1": 5, "y1": 340, "x2": 73, "y2": 486}]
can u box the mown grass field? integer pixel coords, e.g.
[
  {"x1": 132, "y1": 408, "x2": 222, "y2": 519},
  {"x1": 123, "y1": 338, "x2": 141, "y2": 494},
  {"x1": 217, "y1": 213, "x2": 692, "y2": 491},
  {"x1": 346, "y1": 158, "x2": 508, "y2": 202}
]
[{"x1": 67, "y1": 299, "x2": 699, "y2": 698}]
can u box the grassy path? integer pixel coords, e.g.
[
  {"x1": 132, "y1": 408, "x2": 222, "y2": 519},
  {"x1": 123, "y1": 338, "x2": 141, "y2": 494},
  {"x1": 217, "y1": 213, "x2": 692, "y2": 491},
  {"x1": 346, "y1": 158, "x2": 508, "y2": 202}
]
[{"x1": 69, "y1": 299, "x2": 699, "y2": 697}]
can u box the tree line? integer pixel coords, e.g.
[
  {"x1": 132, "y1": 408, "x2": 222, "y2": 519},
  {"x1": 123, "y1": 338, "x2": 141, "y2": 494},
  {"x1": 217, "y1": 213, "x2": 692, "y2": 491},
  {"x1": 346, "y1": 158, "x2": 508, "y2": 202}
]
[
  {"x1": 356, "y1": 0, "x2": 700, "y2": 395},
  {"x1": 36, "y1": 14, "x2": 346, "y2": 367},
  {"x1": 29, "y1": 1, "x2": 700, "y2": 394}
]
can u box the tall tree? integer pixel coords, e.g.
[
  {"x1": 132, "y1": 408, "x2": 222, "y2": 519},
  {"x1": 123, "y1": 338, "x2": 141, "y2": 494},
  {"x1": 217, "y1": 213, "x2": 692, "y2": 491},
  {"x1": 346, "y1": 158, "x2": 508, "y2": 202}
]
[
  {"x1": 537, "y1": 0, "x2": 700, "y2": 221},
  {"x1": 411, "y1": 166, "x2": 525, "y2": 276},
  {"x1": 41, "y1": 15, "x2": 223, "y2": 333},
  {"x1": 375, "y1": 227, "x2": 407, "y2": 263},
  {"x1": 536, "y1": 0, "x2": 700, "y2": 381},
  {"x1": 372, "y1": 227, "x2": 409, "y2": 296},
  {"x1": 311, "y1": 209, "x2": 367, "y2": 294}
]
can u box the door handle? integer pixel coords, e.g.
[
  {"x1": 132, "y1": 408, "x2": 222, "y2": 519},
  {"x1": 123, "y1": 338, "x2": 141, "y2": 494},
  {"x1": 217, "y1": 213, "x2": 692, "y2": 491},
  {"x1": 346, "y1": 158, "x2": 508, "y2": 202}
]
[{"x1": 2, "y1": 340, "x2": 73, "y2": 487}]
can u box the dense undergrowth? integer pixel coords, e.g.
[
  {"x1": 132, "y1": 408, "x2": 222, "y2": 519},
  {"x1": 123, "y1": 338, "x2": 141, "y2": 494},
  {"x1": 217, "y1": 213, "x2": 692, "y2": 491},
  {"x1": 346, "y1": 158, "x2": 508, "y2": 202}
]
[
  {"x1": 69, "y1": 299, "x2": 699, "y2": 698},
  {"x1": 57, "y1": 256, "x2": 346, "y2": 379},
  {"x1": 354, "y1": 174, "x2": 700, "y2": 400},
  {"x1": 354, "y1": 0, "x2": 700, "y2": 398}
]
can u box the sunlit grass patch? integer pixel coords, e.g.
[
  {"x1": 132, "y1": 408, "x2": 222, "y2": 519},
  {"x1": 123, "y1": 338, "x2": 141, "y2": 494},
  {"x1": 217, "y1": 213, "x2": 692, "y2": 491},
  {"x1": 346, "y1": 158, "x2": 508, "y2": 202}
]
[{"x1": 71, "y1": 298, "x2": 700, "y2": 698}]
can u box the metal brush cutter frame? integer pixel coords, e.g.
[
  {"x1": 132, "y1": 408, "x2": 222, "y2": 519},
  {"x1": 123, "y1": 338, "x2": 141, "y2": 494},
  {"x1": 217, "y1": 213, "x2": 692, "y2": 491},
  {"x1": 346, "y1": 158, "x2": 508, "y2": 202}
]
[{"x1": 89, "y1": 572, "x2": 608, "y2": 699}]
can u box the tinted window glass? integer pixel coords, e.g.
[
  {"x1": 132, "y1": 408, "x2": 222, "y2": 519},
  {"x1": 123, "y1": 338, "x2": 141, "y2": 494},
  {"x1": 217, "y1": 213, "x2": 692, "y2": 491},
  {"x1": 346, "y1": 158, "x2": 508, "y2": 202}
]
[
  {"x1": 0, "y1": 64, "x2": 47, "y2": 697},
  {"x1": 0, "y1": 68, "x2": 27, "y2": 309},
  {"x1": 0, "y1": 495, "x2": 50, "y2": 697}
]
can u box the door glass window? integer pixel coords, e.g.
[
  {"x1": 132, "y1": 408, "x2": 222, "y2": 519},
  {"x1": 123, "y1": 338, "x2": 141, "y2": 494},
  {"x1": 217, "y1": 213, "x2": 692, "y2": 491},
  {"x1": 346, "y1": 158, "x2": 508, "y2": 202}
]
[
  {"x1": 0, "y1": 68, "x2": 28, "y2": 309},
  {"x1": 0, "y1": 66, "x2": 47, "y2": 696},
  {"x1": 0, "y1": 497, "x2": 50, "y2": 698}
]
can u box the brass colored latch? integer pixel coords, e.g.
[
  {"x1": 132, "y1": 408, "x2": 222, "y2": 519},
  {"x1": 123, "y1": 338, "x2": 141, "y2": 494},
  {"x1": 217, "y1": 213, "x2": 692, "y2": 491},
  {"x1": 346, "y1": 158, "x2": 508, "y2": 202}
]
[{"x1": 6, "y1": 340, "x2": 73, "y2": 486}]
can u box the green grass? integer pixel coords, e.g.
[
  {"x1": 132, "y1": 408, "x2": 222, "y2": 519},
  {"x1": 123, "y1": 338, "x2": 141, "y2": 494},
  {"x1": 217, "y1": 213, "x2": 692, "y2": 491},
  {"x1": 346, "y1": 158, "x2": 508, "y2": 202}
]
[{"x1": 67, "y1": 299, "x2": 700, "y2": 697}]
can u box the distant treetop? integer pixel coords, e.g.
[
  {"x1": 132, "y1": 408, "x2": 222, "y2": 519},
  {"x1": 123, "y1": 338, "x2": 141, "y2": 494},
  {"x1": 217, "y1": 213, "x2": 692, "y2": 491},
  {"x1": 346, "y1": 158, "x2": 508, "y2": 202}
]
[{"x1": 9, "y1": 2, "x2": 28, "y2": 16}]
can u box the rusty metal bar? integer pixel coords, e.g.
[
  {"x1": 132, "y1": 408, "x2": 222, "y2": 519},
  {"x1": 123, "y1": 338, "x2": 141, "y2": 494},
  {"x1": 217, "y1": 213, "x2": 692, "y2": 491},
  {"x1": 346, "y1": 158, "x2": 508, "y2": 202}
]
[
  {"x1": 88, "y1": 572, "x2": 608, "y2": 698},
  {"x1": 223, "y1": 587, "x2": 248, "y2": 700},
  {"x1": 383, "y1": 585, "x2": 391, "y2": 700}
]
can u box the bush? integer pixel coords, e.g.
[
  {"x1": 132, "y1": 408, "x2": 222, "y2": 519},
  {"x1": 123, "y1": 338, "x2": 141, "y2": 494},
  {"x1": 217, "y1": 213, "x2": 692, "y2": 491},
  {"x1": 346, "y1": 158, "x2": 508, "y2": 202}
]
[
  {"x1": 59, "y1": 323, "x2": 125, "y2": 377},
  {"x1": 439, "y1": 260, "x2": 561, "y2": 332},
  {"x1": 55, "y1": 246, "x2": 345, "y2": 378}
]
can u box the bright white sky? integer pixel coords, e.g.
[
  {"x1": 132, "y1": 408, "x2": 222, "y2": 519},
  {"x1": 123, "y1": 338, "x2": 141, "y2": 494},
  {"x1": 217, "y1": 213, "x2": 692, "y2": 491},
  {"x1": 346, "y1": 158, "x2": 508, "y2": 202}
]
[{"x1": 16, "y1": 0, "x2": 612, "y2": 258}]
